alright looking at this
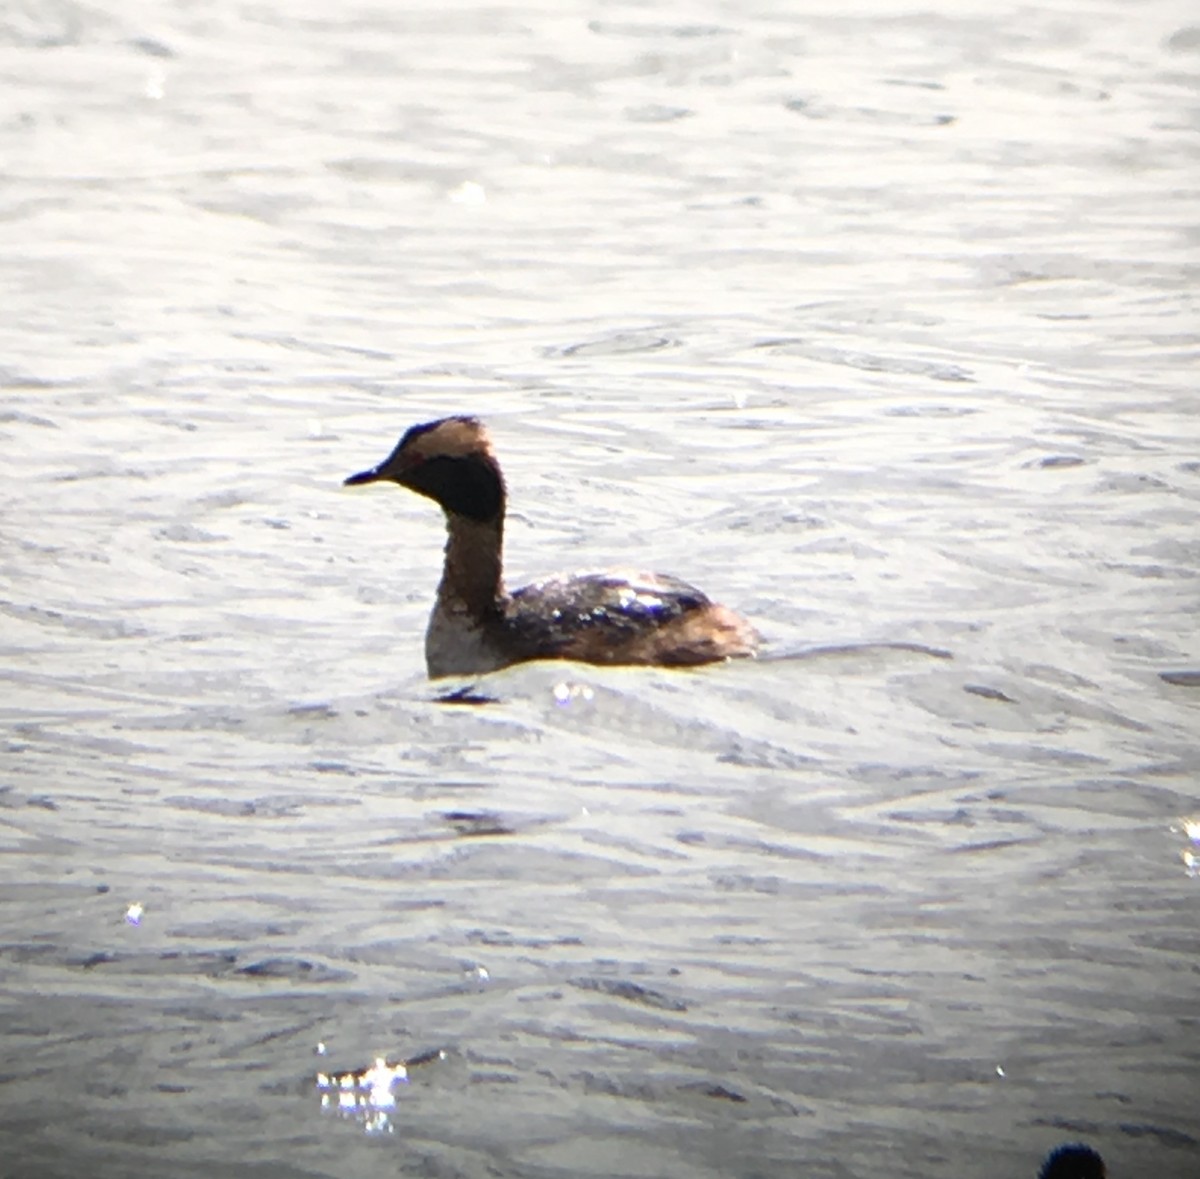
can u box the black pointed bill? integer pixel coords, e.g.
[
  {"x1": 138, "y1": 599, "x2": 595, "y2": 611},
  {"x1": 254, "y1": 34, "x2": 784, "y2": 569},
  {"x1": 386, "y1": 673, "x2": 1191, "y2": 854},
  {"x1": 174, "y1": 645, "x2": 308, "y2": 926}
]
[{"x1": 344, "y1": 466, "x2": 384, "y2": 486}]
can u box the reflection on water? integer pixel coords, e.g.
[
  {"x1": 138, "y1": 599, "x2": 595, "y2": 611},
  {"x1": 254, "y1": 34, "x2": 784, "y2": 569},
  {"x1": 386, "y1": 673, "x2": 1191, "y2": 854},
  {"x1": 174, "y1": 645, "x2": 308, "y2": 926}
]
[
  {"x1": 1178, "y1": 817, "x2": 1200, "y2": 879},
  {"x1": 317, "y1": 1047, "x2": 452, "y2": 1136},
  {"x1": 316, "y1": 1053, "x2": 410, "y2": 1136}
]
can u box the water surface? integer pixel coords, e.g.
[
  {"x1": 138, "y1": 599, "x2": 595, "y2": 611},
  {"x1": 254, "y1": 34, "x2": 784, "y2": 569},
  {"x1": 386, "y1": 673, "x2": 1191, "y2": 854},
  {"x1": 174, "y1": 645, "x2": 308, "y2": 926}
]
[{"x1": 2, "y1": 1, "x2": 1198, "y2": 1176}]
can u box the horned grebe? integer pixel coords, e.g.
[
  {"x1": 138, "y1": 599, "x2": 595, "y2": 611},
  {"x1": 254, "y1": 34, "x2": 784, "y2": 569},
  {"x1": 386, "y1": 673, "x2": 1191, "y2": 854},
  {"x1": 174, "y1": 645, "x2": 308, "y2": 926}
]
[{"x1": 344, "y1": 416, "x2": 759, "y2": 678}]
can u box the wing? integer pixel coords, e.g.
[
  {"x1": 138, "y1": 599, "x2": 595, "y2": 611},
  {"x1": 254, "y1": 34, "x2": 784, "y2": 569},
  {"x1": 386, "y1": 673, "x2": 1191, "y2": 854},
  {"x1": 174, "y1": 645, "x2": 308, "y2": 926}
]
[{"x1": 499, "y1": 573, "x2": 710, "y2": 657}]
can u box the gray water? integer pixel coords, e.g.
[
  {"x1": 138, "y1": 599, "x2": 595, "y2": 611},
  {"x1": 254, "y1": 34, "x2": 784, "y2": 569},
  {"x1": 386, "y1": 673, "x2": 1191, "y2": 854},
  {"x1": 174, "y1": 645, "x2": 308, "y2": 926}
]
[{"x1": 1, "y1": 1, "x2": 1198, "y2": 1176}]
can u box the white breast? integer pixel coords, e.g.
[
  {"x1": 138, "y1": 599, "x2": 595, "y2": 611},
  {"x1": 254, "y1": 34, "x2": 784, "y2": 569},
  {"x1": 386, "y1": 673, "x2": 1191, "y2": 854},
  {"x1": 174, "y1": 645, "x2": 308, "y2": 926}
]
[{"x1": 424, "y1": 601, "x2": 509, "y2": 677}]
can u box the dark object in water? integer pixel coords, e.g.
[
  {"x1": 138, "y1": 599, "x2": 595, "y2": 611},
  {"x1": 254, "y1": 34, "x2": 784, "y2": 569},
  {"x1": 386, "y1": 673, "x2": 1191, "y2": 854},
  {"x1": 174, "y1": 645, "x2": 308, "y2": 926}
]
[{"x1": 1038, "y1": 1143, "x2": 1106, "y2": 1179}]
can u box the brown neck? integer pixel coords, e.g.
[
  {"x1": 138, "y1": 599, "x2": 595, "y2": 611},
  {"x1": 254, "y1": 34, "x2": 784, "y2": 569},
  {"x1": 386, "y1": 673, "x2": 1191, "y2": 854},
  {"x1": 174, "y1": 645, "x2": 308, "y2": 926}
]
[{"x1": 438, "y1": 512, "x2": 504, "y2": 620}]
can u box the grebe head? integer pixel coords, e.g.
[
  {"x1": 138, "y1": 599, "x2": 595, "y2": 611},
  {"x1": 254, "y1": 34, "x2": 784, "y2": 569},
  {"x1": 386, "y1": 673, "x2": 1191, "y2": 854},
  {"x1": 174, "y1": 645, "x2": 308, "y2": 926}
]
[{"x1": 344, "y1": 416, "x2": 504, "y2": 523}]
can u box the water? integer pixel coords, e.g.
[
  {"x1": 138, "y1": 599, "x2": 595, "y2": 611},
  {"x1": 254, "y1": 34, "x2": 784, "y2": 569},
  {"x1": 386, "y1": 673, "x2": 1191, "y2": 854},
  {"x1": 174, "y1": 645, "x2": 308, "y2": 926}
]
[{"x1": 1, "y1": 1, "x2": 1198, "y2": 1176}]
